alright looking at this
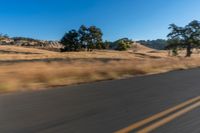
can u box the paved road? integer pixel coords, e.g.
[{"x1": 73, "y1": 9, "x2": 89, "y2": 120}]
[{"x1": 1, "y1": 68, "x2": 200, "y2": 133}]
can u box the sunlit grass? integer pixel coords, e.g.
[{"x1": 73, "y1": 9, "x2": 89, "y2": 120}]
[{"x1": 1, "y1": 45, "x2": 200, "y2": 92}]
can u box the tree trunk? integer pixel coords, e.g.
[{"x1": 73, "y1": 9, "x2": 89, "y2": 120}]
[{"x1": 186, "y1": 44, "x2": 192, "y2": 57}]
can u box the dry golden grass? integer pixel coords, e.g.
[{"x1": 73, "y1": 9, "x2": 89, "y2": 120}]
[
  {"x1": 0, "y1": 45, "x2": 166, "y2": 61},
  {"x1": 0, "y1": 48, "x2": 132, "y2": 60},
  {"x1": 1, "y1": 57, "x2": 200, "y2": 93},
  {"x1": 1, "y1": 45, "x2": 200, "y2": 93},
  {"x1": 0, "y1": 45, "x2": 54, "y2": 54}
]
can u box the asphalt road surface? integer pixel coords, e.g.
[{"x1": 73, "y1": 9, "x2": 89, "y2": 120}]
[{"x1": 1, "y1": 68, "x2": 200, "y2": 133}]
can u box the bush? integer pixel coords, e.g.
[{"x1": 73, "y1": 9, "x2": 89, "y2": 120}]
[{"x1": 115, "y1": 40, "x2": 131, "y2": 51}]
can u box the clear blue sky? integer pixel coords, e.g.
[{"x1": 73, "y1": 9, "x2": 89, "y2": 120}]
[{"x1": 0, "y1": 0, "x2": 200, "y2": 41}]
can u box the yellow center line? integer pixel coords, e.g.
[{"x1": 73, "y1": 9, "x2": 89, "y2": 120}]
[
  {"x1": 115, "y1": 96, "x2": 200, "y2": 133},
  {"x1": 137, "y1": 100, "x2": 200, "y2": 133}
]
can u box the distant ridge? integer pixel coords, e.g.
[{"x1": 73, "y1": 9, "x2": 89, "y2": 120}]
[
  {"x1": 0, "y1": 36, "x2": 64, "y2": 51},
  {"x1": 137, "y1": 39, "x2": 168, "y2": 50}
]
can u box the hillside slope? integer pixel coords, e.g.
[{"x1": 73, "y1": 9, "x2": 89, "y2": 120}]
[
  {"x1": 1, "y1": 45, "x2": 200, "y2": 93},
  {"x1": 0, "y1": 45, "x2": 168, "y2": 62}
]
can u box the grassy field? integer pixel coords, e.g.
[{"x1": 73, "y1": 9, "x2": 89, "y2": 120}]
[{"x1": 1, "y1": 45, "x2": 200, "y2": 93}]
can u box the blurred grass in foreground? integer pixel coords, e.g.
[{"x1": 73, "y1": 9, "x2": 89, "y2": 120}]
[{"x1": 0, "y1": 57, "x2": 200, "y2": 93}]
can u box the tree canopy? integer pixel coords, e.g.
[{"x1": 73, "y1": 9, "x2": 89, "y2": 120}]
[
  {"x1": 61, "y1": 25, "x2": 103, "y2": 52},
  {"x1": 61, "y1": 30, "x2": 80, "y2": 51},
  {"x1": 167, "y1": 20, "x2": 200, "y2": 57}
]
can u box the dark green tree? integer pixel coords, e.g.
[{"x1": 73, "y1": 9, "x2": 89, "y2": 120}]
[
  {"x1": 167, "y1": 20, "x2": 200, "y2": 57},
  {"x1": 88, "y1": 26, "x2": 103, "y2": 50},
  {"x1": 60, "y1": 25, "x2": 104, "y2": 52},
  {"x1": 78, "y1": 25, "x2": 89, "y2": 50},
  {"x1": 78, "y1": 25, "x2": 103, "y2": 51},
  {"x1": 60, "y1": 30, "x2": 80, "y2": 51}
]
